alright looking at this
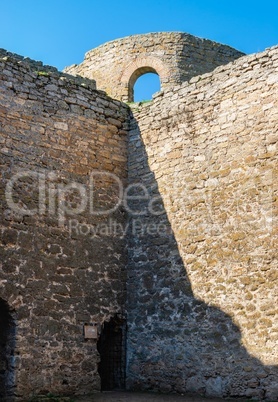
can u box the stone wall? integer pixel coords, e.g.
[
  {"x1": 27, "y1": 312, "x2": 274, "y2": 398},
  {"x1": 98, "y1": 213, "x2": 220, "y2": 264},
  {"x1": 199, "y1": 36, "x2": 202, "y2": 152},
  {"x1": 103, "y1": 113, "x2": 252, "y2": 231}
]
[
  {"x1": 64, "y1": 32, "x2": 244, "y2": 102},
  {"x1": 0, "y1": 32, "x2": 277, "y2": 401},
  {"x1": 127, "y1": 46, "x2": 278, "y2": 399},
  {"x1": 0, "y1": 53, "x2": 129, "y2": 399}
]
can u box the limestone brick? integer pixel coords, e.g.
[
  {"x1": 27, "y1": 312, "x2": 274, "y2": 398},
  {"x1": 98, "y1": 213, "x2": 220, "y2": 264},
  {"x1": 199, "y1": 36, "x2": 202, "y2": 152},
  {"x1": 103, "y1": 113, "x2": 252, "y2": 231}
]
[
  {"x1": 127, "y1": 45, "x2": 278, "y2": 398},
  {"x1": 64, "y1": 32, "x2": 244, "y2": 102},
  {"x1": 0, "y1": 34, "x2": 277, "y2": 401}
]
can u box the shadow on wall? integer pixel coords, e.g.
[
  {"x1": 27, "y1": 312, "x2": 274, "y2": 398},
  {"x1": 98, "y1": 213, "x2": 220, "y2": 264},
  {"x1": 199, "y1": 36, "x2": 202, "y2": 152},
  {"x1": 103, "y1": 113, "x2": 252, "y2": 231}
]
[{"x1": 125, "y1": 113, "x2": 278, "y2": 400}]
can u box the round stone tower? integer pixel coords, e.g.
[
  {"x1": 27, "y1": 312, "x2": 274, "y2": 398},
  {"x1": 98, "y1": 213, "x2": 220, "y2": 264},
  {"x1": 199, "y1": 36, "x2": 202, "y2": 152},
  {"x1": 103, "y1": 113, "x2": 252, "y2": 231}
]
[{"x1": 64, "y1": 32, "x2": 244, "y2": 102}]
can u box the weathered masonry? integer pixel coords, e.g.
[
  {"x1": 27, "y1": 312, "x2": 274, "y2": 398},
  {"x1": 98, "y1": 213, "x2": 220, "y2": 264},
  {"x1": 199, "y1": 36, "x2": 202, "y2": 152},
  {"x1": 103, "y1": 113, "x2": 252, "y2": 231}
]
[
  {"x1": 0, "y1": 49, "x2": 129, "y2": 399},
  {"x1": 64, "y1": 32, "x2": 244, "y2": 102},
  {"x1": 0, "y1": 32, "x2": 277, "y2": 401}
]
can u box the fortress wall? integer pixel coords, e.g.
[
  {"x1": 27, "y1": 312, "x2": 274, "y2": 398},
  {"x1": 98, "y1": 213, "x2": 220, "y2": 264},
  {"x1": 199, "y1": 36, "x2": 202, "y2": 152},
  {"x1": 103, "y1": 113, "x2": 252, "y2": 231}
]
[
  {"x1": 64, "y1": 32, "x2": 244, "y2": 101},
  {"x1": 0, "y1": 34, "x2": 277, "y2": 401},
  {"x1": 127, "y1": 46, "x2": 278, "y2": 398},
  {"x1": 0, "y1": 55, "x2": 129, "y2": 398}
]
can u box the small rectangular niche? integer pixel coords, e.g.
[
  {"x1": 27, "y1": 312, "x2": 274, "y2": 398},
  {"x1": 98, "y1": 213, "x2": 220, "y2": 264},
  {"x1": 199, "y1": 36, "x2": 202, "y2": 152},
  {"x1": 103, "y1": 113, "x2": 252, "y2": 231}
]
[{"x1": 84, "y1": 324, "x2": 98, "y2": 339}]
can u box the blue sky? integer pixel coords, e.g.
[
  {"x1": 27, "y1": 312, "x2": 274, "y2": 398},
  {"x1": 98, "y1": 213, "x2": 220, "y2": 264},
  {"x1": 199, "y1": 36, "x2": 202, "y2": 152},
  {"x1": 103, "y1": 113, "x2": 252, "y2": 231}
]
[{"x1": 1, "y1": 0, "x2": 278, "y2": 101}]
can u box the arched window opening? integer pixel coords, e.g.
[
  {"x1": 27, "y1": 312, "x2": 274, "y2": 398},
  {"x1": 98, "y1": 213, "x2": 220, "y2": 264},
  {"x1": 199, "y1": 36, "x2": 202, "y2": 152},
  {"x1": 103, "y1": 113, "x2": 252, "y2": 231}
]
[
  {"x1": 134, "y1": 73, "x2": 161, "y2": 103},
  {"x1": 0, "y1": 299, "x2": 16, "y2": 400},
  {"x1": 128, "y1": 67, "x2": 161, "y2": 102}
]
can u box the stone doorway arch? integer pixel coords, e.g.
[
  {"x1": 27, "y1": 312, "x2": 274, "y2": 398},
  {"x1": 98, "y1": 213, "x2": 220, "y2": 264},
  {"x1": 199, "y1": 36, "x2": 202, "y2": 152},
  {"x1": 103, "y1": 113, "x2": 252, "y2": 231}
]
[
  {"x1": 0, "y1": 299, "x2": 16, "y2": 400},
  {"x1": 97, "y1": 315, "x2": 126, "y2": 390}
]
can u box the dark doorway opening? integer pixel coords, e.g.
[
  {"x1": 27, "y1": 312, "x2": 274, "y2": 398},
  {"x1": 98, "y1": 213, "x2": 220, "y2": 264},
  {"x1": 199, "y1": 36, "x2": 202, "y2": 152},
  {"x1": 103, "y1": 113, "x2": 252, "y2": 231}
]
[
  {"x1": 97, "y1": 315, "x2": 126, "y2": 391},
  {"x1": 0, "y1": 299, "x2": 16, "y2": 400}
]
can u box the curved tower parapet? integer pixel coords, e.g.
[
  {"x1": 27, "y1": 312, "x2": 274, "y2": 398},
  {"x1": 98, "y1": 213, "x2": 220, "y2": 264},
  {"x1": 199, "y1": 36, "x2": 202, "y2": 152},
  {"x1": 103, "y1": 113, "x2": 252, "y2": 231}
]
[{"x1": 64, "y1": 32, "x2": 245, "y2": 102}]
